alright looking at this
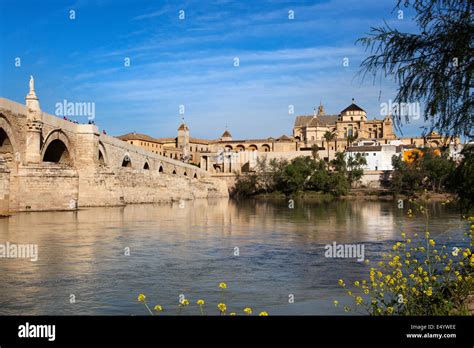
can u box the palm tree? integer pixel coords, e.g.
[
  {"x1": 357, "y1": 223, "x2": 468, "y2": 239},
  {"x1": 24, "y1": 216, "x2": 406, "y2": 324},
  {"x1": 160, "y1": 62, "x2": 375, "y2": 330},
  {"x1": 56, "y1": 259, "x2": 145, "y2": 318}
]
[
  {"x1": 346, "y1": 130, "x2": 358, "y2": 148},
  {"x1": 323, "y1": 131, "x2": 336, "y2": 164}
]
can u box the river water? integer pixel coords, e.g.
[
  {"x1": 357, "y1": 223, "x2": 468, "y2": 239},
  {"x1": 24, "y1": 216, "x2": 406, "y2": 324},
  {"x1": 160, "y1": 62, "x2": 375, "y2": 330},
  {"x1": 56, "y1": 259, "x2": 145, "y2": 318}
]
[{"x1": 0, "y1": 198, "x2": 469, "y2": 315}]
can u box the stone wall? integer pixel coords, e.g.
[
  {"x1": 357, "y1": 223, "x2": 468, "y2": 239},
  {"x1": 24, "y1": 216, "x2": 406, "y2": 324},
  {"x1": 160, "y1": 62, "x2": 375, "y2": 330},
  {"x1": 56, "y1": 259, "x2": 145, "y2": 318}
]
[
  {"x1": 78, "y1": 168, "x2": 228, "y2": 207},
  {"x1": 12, "y1": 163, "x2": 79, "y2": 211},
  {"x1": 0, "y1": 158, "x2": 10, "y2": 215}
]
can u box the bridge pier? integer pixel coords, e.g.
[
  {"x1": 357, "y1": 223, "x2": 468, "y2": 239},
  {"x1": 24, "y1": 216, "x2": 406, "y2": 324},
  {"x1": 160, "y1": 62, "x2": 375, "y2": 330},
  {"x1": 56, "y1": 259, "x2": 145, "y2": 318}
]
[
  {"x1": 25, "y1": 76, "x2": 43, "y2": 164},
  {"x1": 25, "y1": 121, "x2": 43, "y2": 163}
]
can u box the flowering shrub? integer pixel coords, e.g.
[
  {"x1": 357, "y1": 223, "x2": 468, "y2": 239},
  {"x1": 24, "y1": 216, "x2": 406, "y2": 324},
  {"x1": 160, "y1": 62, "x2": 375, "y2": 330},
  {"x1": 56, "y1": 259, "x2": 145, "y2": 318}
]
[
  {"x1": 136, "y1": 282, "x2": 269, "y2": 316},
  {"x1": 335, "y1": 203, "x2": 474, "y2": 315}
]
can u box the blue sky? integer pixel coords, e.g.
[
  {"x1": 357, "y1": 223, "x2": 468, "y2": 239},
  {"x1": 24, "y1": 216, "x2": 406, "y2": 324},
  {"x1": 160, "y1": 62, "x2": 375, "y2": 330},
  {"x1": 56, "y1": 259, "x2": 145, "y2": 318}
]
[{"x1": 0, "y1": 0, "x2": 425, "y2": 139}]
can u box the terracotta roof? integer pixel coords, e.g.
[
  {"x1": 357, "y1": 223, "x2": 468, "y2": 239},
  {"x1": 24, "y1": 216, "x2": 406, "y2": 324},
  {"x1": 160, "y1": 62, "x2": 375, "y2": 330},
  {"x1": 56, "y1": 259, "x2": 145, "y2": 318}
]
[
  {"x1": 190, "y1": 137, "x2": 212, "y2": 145},
  {"x1": 341, "y1": 103, "x2": 365, "y2": 114},
  {"x1": 277, "y1": 134, "x2": 293, "y2": 142},
  {"x1": 116, "y1": 132, "x2": 163, "y2": 143},
  {"x1": 347, "y1": 146, "x2": 382, "y2": 152},
  {"x1": 221, "y1": 130, "x2": 232, "y2": 138},
  {"x1": 177, "y1": 123, "x2": 189, "y2": 131},
  {"x1": 294, "y1": 115, "x2": 338, "y2": 127},
  {"x1": 217, "y1": 138, "x2": 273, "y2": 144},
  {"x1": 154, "y1": 137, "x2": 176, "y2": 143}
]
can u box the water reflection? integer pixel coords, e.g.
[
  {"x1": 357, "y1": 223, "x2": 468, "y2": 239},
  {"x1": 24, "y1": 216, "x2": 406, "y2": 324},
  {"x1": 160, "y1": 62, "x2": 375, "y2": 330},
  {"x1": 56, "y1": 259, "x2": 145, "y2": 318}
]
[{"x1": 0, "y1": 199, "x2": 468, "y2": 315}]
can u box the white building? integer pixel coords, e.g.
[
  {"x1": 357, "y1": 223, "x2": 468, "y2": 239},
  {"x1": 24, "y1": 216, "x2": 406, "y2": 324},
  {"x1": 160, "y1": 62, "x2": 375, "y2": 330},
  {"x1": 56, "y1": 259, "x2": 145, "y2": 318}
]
[{"x1": 345, "y1": 140, "x2": 402, "y2": 171}]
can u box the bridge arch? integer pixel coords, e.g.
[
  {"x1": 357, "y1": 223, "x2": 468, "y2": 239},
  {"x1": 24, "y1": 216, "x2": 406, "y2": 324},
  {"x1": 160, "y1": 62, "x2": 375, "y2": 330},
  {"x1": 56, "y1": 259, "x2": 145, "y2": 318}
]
[
  {"x1": 41, "y1": 129, "x2": 73, "y2": 166},
  {"x1": 98, "y1": 141, "x2": 108, "y2": 166},
  {"x1": 248, "y1": 144, "x2": 258, "y2": 151},
  {"x1": 0, "y1": 114, "x2": 19, "y2": 159},
  {"x1": 261, "y1": 144, "x2": 271, "y2": 152},
  {"x1": 121, "y1": 153, "x2": 132, "y2": 168}
]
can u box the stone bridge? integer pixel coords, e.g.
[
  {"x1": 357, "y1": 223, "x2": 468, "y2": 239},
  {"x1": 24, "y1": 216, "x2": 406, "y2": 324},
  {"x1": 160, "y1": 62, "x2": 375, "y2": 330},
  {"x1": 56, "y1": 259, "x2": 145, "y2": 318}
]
[{"x1": 0, "y1": 80, "x2": 228, "y2": 213}]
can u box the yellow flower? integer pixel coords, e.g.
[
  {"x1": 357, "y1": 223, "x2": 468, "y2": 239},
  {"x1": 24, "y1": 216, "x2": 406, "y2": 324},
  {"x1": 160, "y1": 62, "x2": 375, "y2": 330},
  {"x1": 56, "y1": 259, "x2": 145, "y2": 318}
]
[
  {"x1": 355, "y1": 296, "x2": 363, "y2": 305},
  {"x1": 386, "y1": 307, "x2": 394, "y2": 314},
  {"x1": 153, "y1": 305, "x2": 163, "y2": 311},
  {"x1": 243, "y1": 307, "x2": 252, "y2": 315},
  {"x1": 196, "y1": 299, "x2": 205, "y2": 305},
  {"x1": 219, "y1": 282, "x2": 227, "y2": 289},
  {"x1": 354, "y1": 281, "x2": 360, "y2": 287},
  {"x1": 217, "y1": 303, "x2": 227, "y2": 312},
  {"x1": 259, "y1": 312, "x2": 269, "y2": 316},
  {"x1": 364, "y1": 288, "x2": 369, "y2": 295},
  {"x1": 429, "y1": 239, "x2": 435, "y2": 247},
  {"x1": 137, "y1": 293, "x2": 146, "y2": 302},
  {"x1": 425, "y1": 287, "x2": 433, "y2": 296},
  {"x1": 229, "y1": 312, "x2": 236, "y2": 316},
  {"x1": 333, "y1": 300, "x2": 339, "y2": 306},
  {"x1": 180, "y1": 298, "x2": 189, "y2": 306},
  {"x1": 338, "y1": 279, "x2": 345, "y2": 287}
]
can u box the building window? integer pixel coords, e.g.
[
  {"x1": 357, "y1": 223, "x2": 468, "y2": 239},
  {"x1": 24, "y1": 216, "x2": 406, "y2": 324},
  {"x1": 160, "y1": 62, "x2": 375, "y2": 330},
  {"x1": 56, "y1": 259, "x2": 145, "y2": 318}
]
[{"x1": 347, "y1": 125, "x2": 353, "y2": 137}]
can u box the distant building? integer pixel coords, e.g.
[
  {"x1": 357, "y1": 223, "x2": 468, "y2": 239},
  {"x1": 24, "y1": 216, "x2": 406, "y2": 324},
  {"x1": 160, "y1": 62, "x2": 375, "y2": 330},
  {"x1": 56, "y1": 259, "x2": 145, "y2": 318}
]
[
  {"x1": 345, "y1": 140, "x2": 402, "y2": 171},
  {"x1": 116, "y1": 100, "x2": 459, "y2": 174},
  {"x1": 293, "y1": 100, "x2": 396, "y2": 145}
]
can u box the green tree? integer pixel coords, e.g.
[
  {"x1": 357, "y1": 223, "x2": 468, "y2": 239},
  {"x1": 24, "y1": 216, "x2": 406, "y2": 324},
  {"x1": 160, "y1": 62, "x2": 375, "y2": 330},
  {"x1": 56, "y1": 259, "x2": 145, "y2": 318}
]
[
  {"x1": 390, "y1": 154, "x2": 425, "y2": 193},
  {"x1": 357, "y1": 0, "x2": 473, "y2": 137},
  {"x1": 281, "y1": 156, "x2": 317, "y2": 194},
  {"x1": 232, "y1": 172, "x2": 258, "y2": 196},
  {"x1": 422, "y1": 150, "x2": 456, "y2": 192},
  {"x1": 451, "y1": 145, "x2": 474, "y2": 212},
  {"x1": 308, "y1": 159, "x2": 331, "y2": 192},
  {"x1": 311, "y1": 144, "x2": 320, "y2": 160},
  {"x1": 346, "y1": 133, "x2": 357, "y2": 148},
  {"x1": 323, "y1": 131, "x2": 336, "y2": 165},
  {"x1": 346, "y1": 152, "x2": 367, "y2": 186}
]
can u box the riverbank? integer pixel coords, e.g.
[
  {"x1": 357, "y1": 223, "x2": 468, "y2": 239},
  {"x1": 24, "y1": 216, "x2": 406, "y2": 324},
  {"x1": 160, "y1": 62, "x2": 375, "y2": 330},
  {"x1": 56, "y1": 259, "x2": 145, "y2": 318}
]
[{"x1": 245, "y1": 190, "x2": 457, "y2": 202}]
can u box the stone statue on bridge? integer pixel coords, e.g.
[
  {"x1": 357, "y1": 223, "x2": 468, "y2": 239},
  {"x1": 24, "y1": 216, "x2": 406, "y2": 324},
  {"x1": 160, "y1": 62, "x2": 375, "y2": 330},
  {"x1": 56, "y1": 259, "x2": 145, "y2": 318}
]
[
  {"x1": 29, "y1": 75, "x2": 35, "y2": 93},
  {"x1": 25, "y1": 75, "x2": 41, "y2": 122}
]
